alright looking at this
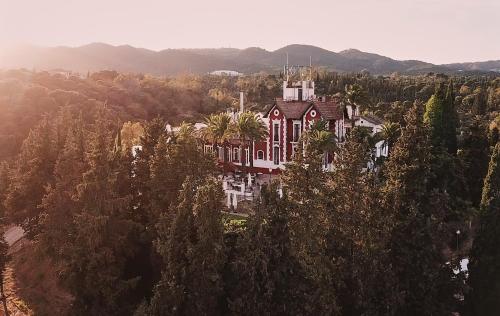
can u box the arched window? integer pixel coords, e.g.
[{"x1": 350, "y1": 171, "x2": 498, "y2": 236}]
[{"x1": 257, "y1": 150, "x2": 264, "y2": 160}]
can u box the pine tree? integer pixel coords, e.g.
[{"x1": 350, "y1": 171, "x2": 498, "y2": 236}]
[
  {"x1": 148, "y1": 176, "x2": 225, "y2": 316},
  {"x1": 383, "y1": 102, "x2": 457, "y2": 315},
  {"x1": 226, "y1": 184, "x2": 317, "y2": 315},
  {"x1": 133, "y1": 117, "x2": 167, "y2": 227},
  {"x1": 5, "y1": 117, "x2": 56, "y2": 237},
  {"x1": 327, "y1": 131, "x2": 396, "y2": 315},
  {"x1": 459, "y1": 119, "x2": 491, "y2": 207},
  {"x1": 466, "y1": 143, "x2": 500, "y2": 315},
  {"x1": 61, "y1": 118, "x2": 142, "y2": 315},
  {"x1": 148, "y1": 177, "x2": 197, "y2": 316},
  {"x1": 39, "y1": 116, "x2": 86, "y2": 256},
  {"x1": 282, "y1": 145, "x2": 339, "y2": 315},
  {"x1": 480, "y1": 142, "x2": 500, "y2": 210},
  {"x1": 148, "y1": 124, "x2": 216, "y2": 232},
  {"x1": 187, "y1": 177, "x2": 226, "y2": 315}
]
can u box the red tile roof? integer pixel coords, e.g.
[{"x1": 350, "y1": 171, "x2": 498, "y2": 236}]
[{"x1": 314, "y1": 101, "x2": 343, "y2": 120}]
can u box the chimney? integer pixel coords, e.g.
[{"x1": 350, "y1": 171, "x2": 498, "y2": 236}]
[{"x1": 239, "y1": 91, "x2": 244, "y2": 113}]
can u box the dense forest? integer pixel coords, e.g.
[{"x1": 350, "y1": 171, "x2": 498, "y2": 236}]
[{"x1": 0, "y1": 68, "x2": 499, "y2": 315}]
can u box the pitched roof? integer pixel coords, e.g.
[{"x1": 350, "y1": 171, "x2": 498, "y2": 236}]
[
  {"x1": 266, "y1": 98, "x2": 342, "y2": 120},
  {"x1": 268, "y1": 100, "x2": 312, "y2": 119},
  {"x1": 314, "y1": 101, "x2": 343, "y2": 120},
  {"x1": 359, "y1": 115, "x2": 384, "y2": 125}
]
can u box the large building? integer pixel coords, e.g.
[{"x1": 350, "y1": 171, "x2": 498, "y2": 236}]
[
  {"x1": 198, "y1": 65, "x2": 389, "y2": 208},
  {"x1": 207, "y1": 65, "x2": 387, "y2": 176}
]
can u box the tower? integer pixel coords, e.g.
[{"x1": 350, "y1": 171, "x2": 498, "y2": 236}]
[{"x1": 282, "y1": 60, "x2": 315, "y2": 101}]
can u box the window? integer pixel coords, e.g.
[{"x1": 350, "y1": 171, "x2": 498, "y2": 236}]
[
  {"x1": 257, "y1": 150, "x2": 264, "y2": 160},
  {"x1": 244, "y1": 148, "x2": 249, "y2": 165},
  {"x1": 293, "y1": 122, "x2": 301, "y2": 142},
  {"x1": 273, "y1": 147, "x2": 280, "y2": 165},
  {"x1": 273, "y1": 123, "x2": 280, "y2": 142},
  {"x1": 233, "y1": 148, "x2": 239, "y2": 162}
]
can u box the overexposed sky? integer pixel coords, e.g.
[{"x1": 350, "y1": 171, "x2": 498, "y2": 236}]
[{"x1": 0, "y1": 0, "x2": 498, "y2": 64}]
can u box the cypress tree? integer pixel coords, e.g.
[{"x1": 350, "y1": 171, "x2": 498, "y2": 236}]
[
  {"x1": 443, "y1": 81, "x2": 458, "y2": 154},
  {"x1": 187, "y1": 177, "x2": 226, "y2": 315},
  {"x1": 327, "y1": 130, "x2": 396, "y2": 315},
  {"x1": 148, "y1": 176, "x2": 225, "y2": 316},
  {"x1": 459, "y1": 120, "x2": 491, "y2": 207},
  {"x1": 467, "y1": 143, "x2": 500, "y2": 315},
  {"x1": 424, "y1": 81, "x2": 458, "y2": 154},
  {"x1": 227, "y1": 184, "x2": 316, "y2": 315},
  {"x1": 282, "y1": 145, "x2": 339, "y2": 315},
  {"x1": 148, "y1": 177, "x2": 197, "y2": 316},
  {"x1": 133, "y1": 117, "x2": 167, "y2": 227},
  {"x1": 383, "y1": 102, "x2": 457, "y2": 315}
]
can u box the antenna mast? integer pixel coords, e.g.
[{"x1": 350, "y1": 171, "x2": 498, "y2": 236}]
[{"x1": 286, "y1": 53, "x2": 289, "y2": 81}]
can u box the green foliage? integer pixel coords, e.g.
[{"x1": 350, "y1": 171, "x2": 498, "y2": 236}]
[
  {"x1": 424, "y1": 82, "x2": 458, "y2": 154},
  {"x1": 149, "y1": 176, "x2": 226, "y2": 316},
  {"x1": 480, "y1": 143, "x2": 500, "y2": 211},
  {"x1": 383, "y1": 103, "x2": 459, "y2": 315},
  {"x1": 231, "y1": 111, "x2": 268, "y2": 168},
  {"x1": 5, "y1": 117, "x2": 57, "y2": 237},
  {"x1": 466, "y1": 143, "x2": 500, "y2": 315},
  {"x1": 0, "y1": 69, "x2": 498, "y2": 315},
  {"x1": 226, "y1": 184, "x2": 318, "y2": 315}
]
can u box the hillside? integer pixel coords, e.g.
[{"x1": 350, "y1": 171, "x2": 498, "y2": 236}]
[{"x1": 1, "y1": 43, "x2": 498, "y2": 76}]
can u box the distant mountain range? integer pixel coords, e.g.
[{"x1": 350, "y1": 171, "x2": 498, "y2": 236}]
[{"x1": 1, "y1": 43, "x2": 499, "y2": 75}]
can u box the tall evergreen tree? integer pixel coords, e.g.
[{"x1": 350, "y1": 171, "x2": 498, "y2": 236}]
[
  {"x1": 40, "y1": 116, "x2": 86, "y2": 256},
  {"x1": 148, "y1": 176, "x2": 197, "y2": 316},
  {"x1": 188, "y1": 177, "x2": 226, "y2": 315},
  {"x1": 147, "y1": 176, "x2": 225, "y2": 316},
  {"x1": 459, "y1": 119, "x2": 491, "y2": 207},
  {"x1": 327, "y1": 130, "x2": 396, "y2": 315},
  {"x1": 383, "y1": 102, "x2": 457, "y2": 315},
  {"x1": 282, "y1": 143, "x2": 339, "y2": 315},
  {"x1": 61, "y1": 118, "x2": 142, "y2": 315},
  {"x1": 5, "y1": 117, "x2": 56, "y2": 237},
  {"x1": 133, "y1": 117, "x2": 167, "y2": 227},
  {"x1": 227, "y1": 184, "x2": 316, "y2": 315},
  {"x1": 466, "y1": 143, "x2": 500, "y2": 315},
  {"x1": 424, "y1": 81, "x2": 458, "y2": 154}
]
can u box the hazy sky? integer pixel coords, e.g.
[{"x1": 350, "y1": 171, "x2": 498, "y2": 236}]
[{"x1": 0, "y1": 0, "x2": 499, "y2": 64}]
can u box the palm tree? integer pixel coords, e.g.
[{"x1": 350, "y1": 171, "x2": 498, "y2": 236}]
[
  {"x1": 342, "y1": 84, "x2": 370, "y2": 119},
  {"x1": 201, "y1": 112, "x2": 232, "y2": 161},
  {"x1": 379, "y1": 122, "x2": 401, "y2": 156},
  {"x1": 232, "y1": 111, "x2": 268, "y2": 171},
  {"x1": 176, "y1": 122, "x2": 196, "y2": 142},
  {"x1": 302, "y1": 120, "x2": 337, "y2": 165}
]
